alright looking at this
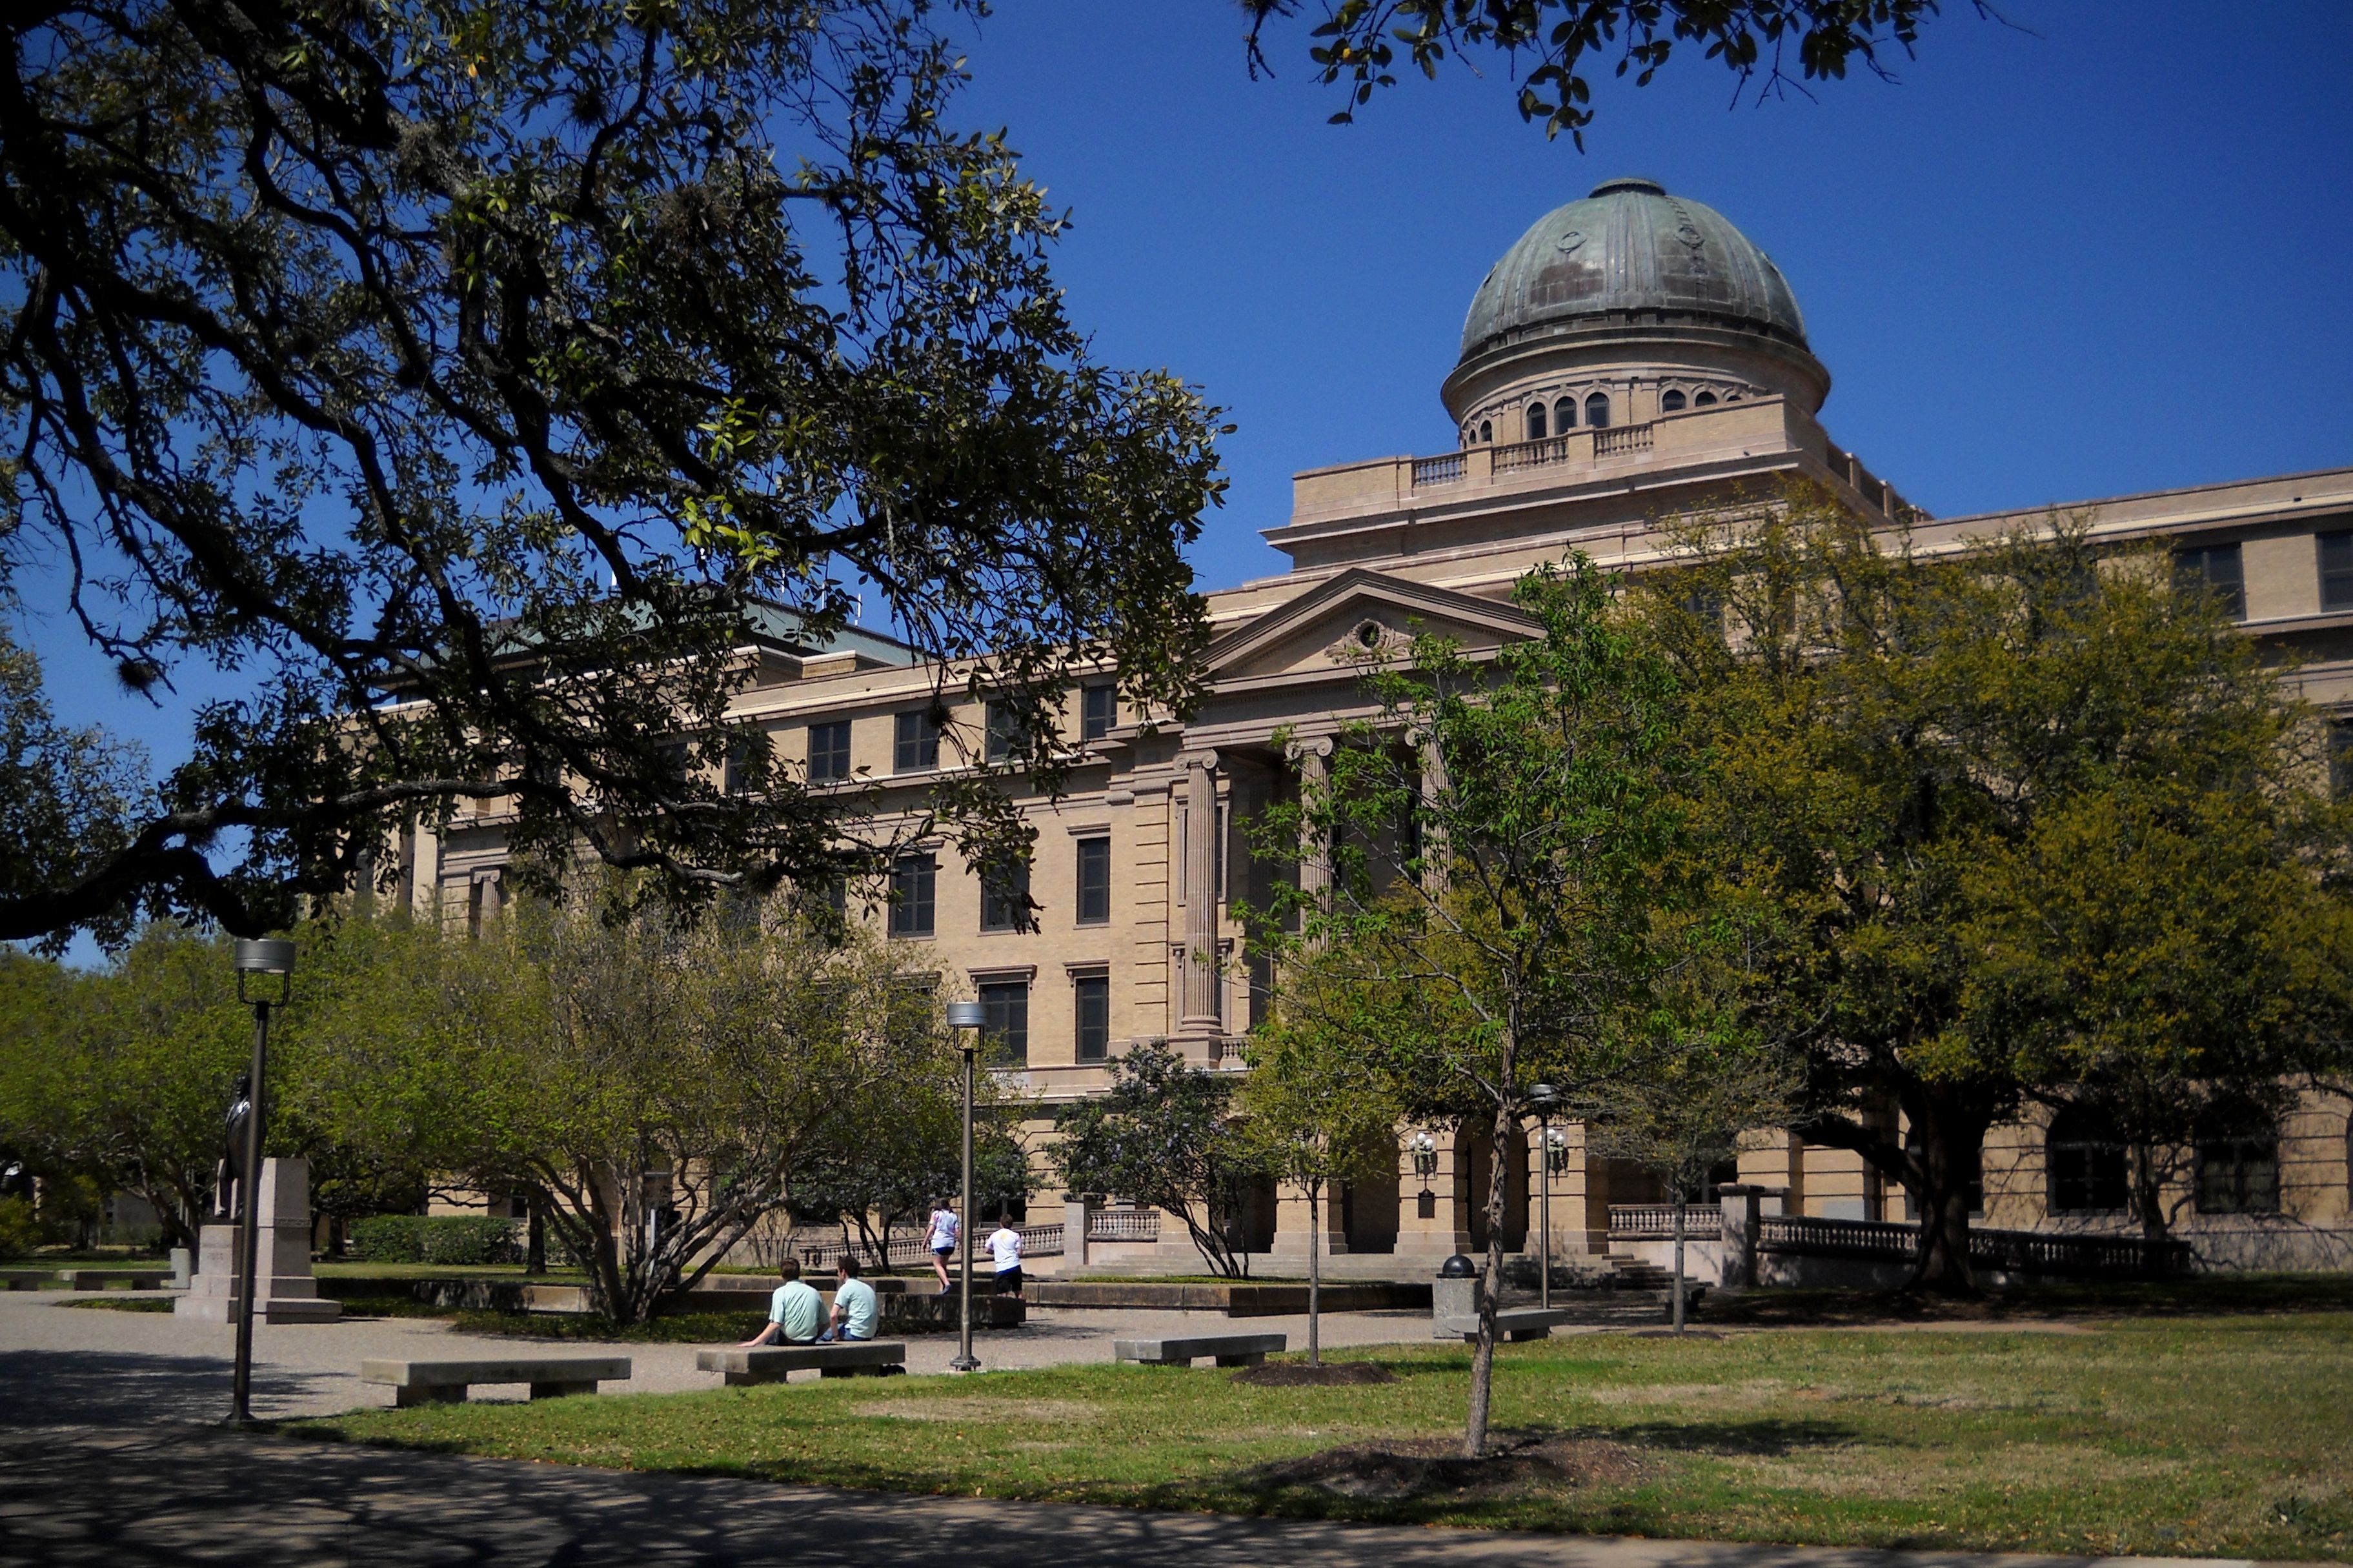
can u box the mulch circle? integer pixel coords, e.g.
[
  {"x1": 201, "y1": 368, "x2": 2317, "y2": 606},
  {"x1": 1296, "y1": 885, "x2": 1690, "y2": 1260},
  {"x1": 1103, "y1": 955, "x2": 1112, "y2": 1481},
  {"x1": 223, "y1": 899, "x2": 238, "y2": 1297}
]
[
  {"x1": 1229, "y1": 1360, "x2": 1398, "y2": 1388},
  {"x1": 1246, "y1": 1432, "x2": 1641, "y2": 1502}
]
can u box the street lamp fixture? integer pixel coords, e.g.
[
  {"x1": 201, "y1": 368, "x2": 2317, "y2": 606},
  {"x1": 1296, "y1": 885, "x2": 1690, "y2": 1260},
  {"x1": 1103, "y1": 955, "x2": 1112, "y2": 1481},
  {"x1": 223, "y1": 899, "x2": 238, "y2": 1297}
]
[
  {"x1": 1409, "y1": 1131, "x2": 1438, "y2": 1220},
  {"x1": 945, "y1": 1000, "x2": 986, "y2": 1374},
  {"x1": 1526, "y1": 1083, "x2": 1560, "y2": 1311},
  {"x1": 228, "y1": 937, "x2": 295, "y2": 1427}
]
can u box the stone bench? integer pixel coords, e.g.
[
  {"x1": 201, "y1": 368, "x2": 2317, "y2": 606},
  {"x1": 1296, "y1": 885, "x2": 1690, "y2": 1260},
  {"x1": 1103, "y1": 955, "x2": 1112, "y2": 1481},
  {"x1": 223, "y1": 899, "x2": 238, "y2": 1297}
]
[
  {"x1": 1113, "y1": 1332, "x2": 1286, "y2": 1367},
  {"x1": 359, "y1": 1356, "x2": 630, "y2": 1408},
  {"x1": 61, "y1": 1267, "x2": 174, "y2": 1291},
  {"x1": 0, "y1": 1269, "x2": 58, "y2": 1291},
  {"x1": 1433, "y1": 1307, "x2": 1573, "y2": 1342},
  {"x1": 695, "y1": 1342, "x2": 906, "y2": 1385}
]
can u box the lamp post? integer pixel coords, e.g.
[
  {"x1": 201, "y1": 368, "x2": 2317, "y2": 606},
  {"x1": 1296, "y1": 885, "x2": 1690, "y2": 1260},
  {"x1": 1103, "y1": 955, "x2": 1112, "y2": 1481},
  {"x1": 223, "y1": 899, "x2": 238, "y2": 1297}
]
[
  {"x1": 945, "y1": 1000, "x2": 985, "y2": 1374},
  {"x1": 1409, "y1": 1131, "x2": 1438, "y2": 1221},
  {"x1": 1527, "y1": 1083, "x2": 1559, "y2": 1311},
  {"x1": 229, "y1": 937, "x2": 295, "y2": 1427}
]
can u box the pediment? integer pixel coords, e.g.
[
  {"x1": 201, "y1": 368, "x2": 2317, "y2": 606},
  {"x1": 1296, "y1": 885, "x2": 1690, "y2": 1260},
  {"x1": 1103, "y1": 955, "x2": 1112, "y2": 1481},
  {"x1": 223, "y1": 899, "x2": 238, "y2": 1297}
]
[{"x1": 1202, "y1": 569, "x2": 1540, "y2": 685}]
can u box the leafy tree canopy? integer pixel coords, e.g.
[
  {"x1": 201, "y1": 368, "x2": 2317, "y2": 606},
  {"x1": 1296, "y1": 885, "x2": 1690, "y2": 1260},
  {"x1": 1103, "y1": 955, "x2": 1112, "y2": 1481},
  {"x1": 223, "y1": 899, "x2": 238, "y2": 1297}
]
[
  {"x1": 0, "y1": 0, "x2": 1224, "y2": 948},
  {"x1": 1239, "y1": 0, "x2": 1982, "y2": 143}
]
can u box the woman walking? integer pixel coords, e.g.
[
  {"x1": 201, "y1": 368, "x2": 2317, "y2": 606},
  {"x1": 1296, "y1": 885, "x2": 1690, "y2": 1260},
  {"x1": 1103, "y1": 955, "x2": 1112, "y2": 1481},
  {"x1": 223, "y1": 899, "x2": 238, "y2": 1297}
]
[{"x1": 925, "y1": 1198, "x2": 960, "y2": 1294}]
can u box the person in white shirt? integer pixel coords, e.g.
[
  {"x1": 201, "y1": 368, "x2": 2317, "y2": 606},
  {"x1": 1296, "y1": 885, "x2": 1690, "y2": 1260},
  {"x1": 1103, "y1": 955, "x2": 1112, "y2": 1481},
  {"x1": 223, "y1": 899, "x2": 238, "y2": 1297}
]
[
  {"x1": 925, "y1": 1200, "x2": 959, "y2": 1294},
  {"x1": 984, "y1": 1214, "x2": 1024, "y2": 1299}
]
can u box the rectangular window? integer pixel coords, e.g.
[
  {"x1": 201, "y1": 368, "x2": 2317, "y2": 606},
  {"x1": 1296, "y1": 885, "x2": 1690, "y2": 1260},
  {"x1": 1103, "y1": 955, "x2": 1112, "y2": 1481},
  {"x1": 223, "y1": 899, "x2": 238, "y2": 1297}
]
[
  {"x1": 2174, "y1": 541, "x2": 2247, "y2": 620},
  {"x1": 1081, "y1": 683, "x2": 1117, "y2": 741},
  {"x1": 985, "y1": 699, "x2": 1027, "y2": 763},
  {"x1": 887, "y1": 854, "x2": 935, "y2": 938},
  {"x1": 2332, "y1": 720, "x2": 2353, "y2": 802},
  {"x1": 980, "y1": 857, "x2": 1032, "y2": 933},
  {"x1": 893, "y1": 709, "x2": 940, "y2": 773},
  {"x1": 1075, "y1": 836, "x2": 1111, "y2": 925},
  {"x1": 1073, "y1": 973, "x2": 1110, "y2": 1063},
  {"x1": 2321, "y1": 530, "x2": 2353, "y2": 612},
  {"x1": 2196, "y1": 1132, "x2": 2281, "y2": 1215},
  {"x1": 979, "y1": 980, "x2": 1029, "y2": 1067},
  {"x1": 722, "y1": 736, "x2": 760, "y2": 797},
  {"x1": 808, "y1": 720, "x2": 853, "y2": 783}
]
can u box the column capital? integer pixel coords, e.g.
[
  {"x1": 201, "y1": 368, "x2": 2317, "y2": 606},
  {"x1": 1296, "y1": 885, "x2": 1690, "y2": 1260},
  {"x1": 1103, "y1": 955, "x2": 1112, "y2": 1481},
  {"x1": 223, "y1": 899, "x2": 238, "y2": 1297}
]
[
  {"x1": 1175, "y1": 748, "x2": 1220, "y2": 774},
  {"x1": 1284, "y1": 734, "x2": 1335, "y2": 764}
]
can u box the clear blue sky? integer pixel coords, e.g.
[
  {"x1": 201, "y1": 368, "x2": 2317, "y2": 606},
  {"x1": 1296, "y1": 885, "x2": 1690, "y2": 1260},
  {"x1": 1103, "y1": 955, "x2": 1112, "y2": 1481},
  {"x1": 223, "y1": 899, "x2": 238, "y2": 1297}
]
[{"x1": 19, "y1": 0, "x2": 2353, "y2": 841}]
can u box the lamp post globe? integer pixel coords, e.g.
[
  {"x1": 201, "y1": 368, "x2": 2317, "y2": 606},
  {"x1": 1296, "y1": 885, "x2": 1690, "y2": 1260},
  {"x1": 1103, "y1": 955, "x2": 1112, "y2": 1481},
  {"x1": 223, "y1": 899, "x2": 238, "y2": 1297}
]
[
  {"x1": 945, "y1": 1000, "x2": 986, "y2": 1373},
  {"x1": 228, "y1": 936, "x2": 295, "y2": 1426}
]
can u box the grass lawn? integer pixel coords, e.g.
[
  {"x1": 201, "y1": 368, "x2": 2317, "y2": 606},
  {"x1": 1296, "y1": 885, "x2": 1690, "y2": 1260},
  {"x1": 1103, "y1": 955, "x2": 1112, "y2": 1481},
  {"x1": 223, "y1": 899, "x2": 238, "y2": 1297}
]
[
  {"x1": 293, "y1": 1310, "x2": 2353, "y2": 1560},
  {"x1": 313, "y1": 1261, "x2": 587, "y2": 1282}
]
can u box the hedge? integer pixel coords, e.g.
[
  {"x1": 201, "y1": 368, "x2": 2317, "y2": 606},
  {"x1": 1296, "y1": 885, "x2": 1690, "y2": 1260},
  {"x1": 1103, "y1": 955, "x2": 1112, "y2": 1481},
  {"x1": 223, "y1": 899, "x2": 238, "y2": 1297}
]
[{"x1": 347, "y1": 1215, "x2": 523, "y2": 1266}]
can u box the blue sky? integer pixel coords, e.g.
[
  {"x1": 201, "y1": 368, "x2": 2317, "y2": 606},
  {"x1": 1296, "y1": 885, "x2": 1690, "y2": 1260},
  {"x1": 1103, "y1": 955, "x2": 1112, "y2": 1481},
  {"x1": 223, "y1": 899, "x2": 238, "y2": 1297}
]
[{"x1": 17, "y1": 0, "x2": 2353, "y2": 881}]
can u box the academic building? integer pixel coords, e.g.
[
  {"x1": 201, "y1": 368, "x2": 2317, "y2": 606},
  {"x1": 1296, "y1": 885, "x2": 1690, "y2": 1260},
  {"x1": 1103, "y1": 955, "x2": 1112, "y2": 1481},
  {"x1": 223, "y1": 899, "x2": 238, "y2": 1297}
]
[{"x1": 411, "y1": 178, "x2": 2353, "y2": 1280}]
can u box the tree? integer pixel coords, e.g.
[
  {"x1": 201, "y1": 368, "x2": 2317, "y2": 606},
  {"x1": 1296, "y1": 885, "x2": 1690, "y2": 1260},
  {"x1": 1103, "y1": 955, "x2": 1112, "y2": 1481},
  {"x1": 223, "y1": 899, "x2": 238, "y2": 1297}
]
[
  {"x1": 0, "y1": 0, "x2": 1223, "y2": 949},
  {"x1": 304, "y1": 894, "x2": 942, "y2": 1324},
  {"x1": 1240, "y1": 0, "x2": 1982, "y2": 144},
  {"x1": 1051, "y1": 1041, "x2": 1273, "y2": 1279},
  {"x1": 1586, "y1": 1025, "x2": 1792, "y2": 1331},
  {"x1": 1633, "y1": 488, "x2": 2353, "y2": 1290},
  {"x1": 784, "y1": 1098, "x2": 1031, "y2": 1267},
  {"x1": 1249, "y1": 556, "x2": 1721, "y2": 1457},
  {"x1": 0, "y1": 634, "x2": 150, "y2": 956},
  {"x1": 1237, "y1": 997, "x2": 1401, "y2": 1363},
  {"x1": 0, "y1": 927, "x2": 256, "y2": 1249}
]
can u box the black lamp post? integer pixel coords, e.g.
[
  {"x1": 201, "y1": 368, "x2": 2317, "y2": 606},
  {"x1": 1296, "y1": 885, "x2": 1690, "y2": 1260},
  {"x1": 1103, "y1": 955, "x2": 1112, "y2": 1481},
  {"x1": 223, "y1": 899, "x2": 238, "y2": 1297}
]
[
  {"x1": 1409, "y1": 1131, "x2": 1438, "y2": 1220},
  {"x1": 229, "y1": 937, "x2": 294, "y2": 1427},
  {"x1": 945, "y1": 1000, "x2": 985, "y2": 1374},
  {"x1": 1527, "y1": 1083, "x2": 1560, "y2": 1310}
]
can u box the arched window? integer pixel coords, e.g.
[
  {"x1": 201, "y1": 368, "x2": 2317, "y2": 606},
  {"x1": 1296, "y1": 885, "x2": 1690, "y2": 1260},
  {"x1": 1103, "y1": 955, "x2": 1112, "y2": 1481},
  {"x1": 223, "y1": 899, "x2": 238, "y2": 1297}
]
[
  {"x1": 1660, "y1": 388, "x2": 1686, "y2": 413},
  {"x1": 2046, "y1": 1106, "x2": 2128, "y2": 1214},
  {"x1": 1584, "y1": 392, "x2": 1610, "y2": 429},
  {"x1": 1693, "y1": 390, "x2": 1718, "y2": 407},
  {"x1": 1553, "y1": 397, "x2": 1577, "y2": 432},
  {"x1": 1526, "y1": 403, "x2": 1548, "y2": 442},
  {"x1": 1479, "y1": 420, "x2": 1492, "y2": 443},
  {"x1": 2196, "y1": 1110, "x2": 2281, "y2": 1214}
]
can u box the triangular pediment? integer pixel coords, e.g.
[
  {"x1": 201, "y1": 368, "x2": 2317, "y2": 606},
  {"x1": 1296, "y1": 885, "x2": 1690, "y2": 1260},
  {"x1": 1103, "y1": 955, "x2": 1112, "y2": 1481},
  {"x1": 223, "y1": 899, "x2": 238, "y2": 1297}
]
[{"x1": 1202, "y1": 569, "x2": 1540, "y2": 684}]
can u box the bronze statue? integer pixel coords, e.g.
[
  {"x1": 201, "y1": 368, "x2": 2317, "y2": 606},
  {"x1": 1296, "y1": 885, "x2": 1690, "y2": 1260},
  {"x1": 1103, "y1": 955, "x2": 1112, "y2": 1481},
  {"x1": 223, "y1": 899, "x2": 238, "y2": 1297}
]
[{"x1": 211, "y1": 1073, "x2": 252, "y2": 1219}]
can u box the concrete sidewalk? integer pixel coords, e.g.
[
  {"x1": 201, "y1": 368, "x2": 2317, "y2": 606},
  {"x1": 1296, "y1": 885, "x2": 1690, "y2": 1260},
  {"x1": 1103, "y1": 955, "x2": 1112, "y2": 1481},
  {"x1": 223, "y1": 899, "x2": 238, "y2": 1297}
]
[{"x1": 0, "y1": 1422, "x2": 2303, "y2": 1568}]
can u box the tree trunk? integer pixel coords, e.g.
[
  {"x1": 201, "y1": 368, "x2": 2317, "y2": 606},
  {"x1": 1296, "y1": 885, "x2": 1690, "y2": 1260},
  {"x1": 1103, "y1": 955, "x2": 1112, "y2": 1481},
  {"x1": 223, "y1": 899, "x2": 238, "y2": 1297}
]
[
  {"x1": 1465, "y1": 1100, "x2": 1513, "y2": 1460},
  {"x1": 2132, "y1": 1145, "x2": 2170, "y2": 1247},
  {"x1": 1307, "y1": 1181, "x2": 1322, "y2": 1367},
  {"x1": 526, "y1": 1201, "x2": 546, "y2": 1275},
  {"x1": 1671, "y1": 1200, "x2": 1686, "y2": 1334},
  {"x1": 1904, "y1": 1110, "x2": 1986, "y2": 1296}
]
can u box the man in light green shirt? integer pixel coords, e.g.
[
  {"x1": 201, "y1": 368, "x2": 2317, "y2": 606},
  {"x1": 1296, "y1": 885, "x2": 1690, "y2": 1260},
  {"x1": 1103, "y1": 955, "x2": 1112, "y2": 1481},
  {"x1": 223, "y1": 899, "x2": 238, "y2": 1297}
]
[
  {"x1": 817, "y1": 1256, "x2": 880, "y2": 1342},
  {"x1": 738, "y1": 1265, "x2": 822, "y2": 1347}
]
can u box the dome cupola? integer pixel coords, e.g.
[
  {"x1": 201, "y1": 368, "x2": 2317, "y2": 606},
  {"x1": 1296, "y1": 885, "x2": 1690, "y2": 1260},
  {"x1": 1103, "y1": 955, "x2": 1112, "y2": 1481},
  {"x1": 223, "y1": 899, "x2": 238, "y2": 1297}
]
[{"x1": 1442, "y1": 177, "x2": 1830, "y2": 441}]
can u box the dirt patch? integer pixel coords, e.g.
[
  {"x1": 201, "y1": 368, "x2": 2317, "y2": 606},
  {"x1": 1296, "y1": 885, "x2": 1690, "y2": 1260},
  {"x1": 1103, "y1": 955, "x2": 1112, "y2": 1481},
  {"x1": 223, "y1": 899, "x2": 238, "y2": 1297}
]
[
  {"x1": 1245, "y1": 1432, "x2": 1641, "y2": 1502},
  {"x1": 1231, "y1": 1362, "x2": 1399, "y2": 1388},
  {"x1": 849, "y1": 1398, "x2": 1102, "y2": 1425}
]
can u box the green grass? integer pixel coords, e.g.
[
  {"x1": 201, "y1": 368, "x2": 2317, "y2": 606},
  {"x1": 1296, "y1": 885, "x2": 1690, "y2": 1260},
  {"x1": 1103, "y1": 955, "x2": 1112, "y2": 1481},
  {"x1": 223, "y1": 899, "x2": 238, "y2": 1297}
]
[
  {"x1": 292, "y1": 1310, "x2": 2353, "y2": 1560},
  {"x1": 58, "y1": 1294, "x2": 177, "y2": 1312},
  {"x1": 314, "y1": 1261, "x2": 587, "y2": 1282},
  {"x1": 445, "y1": 1308, "x2": 773, "y2": 1343}
]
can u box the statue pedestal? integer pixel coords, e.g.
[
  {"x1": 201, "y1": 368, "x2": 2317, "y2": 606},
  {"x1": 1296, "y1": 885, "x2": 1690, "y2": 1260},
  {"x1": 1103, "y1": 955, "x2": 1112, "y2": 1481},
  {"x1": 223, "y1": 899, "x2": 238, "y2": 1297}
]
[{"x1": 176, "y1": 1158, "x2": 341, "y2": 1324}]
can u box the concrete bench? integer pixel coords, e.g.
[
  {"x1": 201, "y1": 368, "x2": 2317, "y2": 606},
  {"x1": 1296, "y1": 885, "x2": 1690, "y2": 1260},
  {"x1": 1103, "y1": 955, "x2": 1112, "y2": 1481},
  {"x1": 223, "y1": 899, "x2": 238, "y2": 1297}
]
[
  {"x1": 359, "y1": 1356, "x2": 630, "y2": 1408},
  {"x1": 0, "y1": 1269, "x2": 59, "y2": 1291},
  {"x1": 695, "y1": 1342, "x2": 906, "y2": 1385},
  {"x1": 1113, "y1": 1332, "x2": 1286, "y2": 1367},
  {"x1": 1433, "y1": 1307, "x2": 1573, "y2": 1342},
  {"x1": 61, "y1": 1267, "x2": 174, "y2": 1291}
]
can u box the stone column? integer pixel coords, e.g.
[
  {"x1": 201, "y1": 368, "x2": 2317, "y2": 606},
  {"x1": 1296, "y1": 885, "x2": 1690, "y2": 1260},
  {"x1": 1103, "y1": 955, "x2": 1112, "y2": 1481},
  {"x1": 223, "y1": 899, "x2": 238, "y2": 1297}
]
[
  {"x1": 1291, "y1": 737, "x2": 1332, "y2": 908},
  {"x1": 1417, "y1": 732, "x2": 1449, "y2": 891},
  {"x1": 1175, "y1": 751, "x2": 1222, "y2": 1050},
  {"x1": 1062, "y1": 1194, "x2": 1095, "y2": 1271}
]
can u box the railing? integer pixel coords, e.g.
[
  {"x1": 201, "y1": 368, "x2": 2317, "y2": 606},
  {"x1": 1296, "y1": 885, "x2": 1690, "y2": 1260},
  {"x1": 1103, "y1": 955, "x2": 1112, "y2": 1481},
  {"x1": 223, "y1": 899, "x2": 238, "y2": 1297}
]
[
  {"x1": 1493, "y1": 434, "x2": 1572, "y2": 475},
  {"x1": 1607, "y1": 1204, "x2": 1724, "y2": 1241},
  {"x1": 1086, "y1": 1208, "x2": 1161, "y2": 1242},
  {"x1": 797, "y1": 1220, "x2": 1067, "y2": 1271},
  {"x1": 1411, "y1": 452, "x2": 1465, "y2": 488},
  {"x1": 1754, "y1": 1214, "x2": 2189, "y2": 1278},
  {"x1": 1594, "y1": 422, "x2": 1655, "y2": 458}
]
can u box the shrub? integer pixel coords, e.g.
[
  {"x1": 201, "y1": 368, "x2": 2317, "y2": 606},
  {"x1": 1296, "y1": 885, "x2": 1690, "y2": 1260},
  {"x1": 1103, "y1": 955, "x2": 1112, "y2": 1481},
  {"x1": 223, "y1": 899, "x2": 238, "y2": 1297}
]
[{"x1": 0, "y1": 1196, "x2": 43, "y2": 1258}]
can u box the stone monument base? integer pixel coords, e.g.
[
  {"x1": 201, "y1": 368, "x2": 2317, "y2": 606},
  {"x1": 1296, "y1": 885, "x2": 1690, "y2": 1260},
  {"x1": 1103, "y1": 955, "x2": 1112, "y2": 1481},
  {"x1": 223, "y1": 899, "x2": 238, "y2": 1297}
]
[{"x1": 176, "y1": 1158, "x2": 341, "y2": 1324}]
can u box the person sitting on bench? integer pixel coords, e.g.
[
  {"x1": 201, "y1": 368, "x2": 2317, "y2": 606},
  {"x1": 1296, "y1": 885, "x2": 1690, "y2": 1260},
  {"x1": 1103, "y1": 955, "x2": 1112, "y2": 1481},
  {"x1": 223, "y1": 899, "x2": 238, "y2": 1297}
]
[
  {"x1": 739, "y1": 1265, "x2": 823, "y2": 1347},
  {"x1": 815, "y1": 1257, "x2": 879, "y2": 1342}
]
